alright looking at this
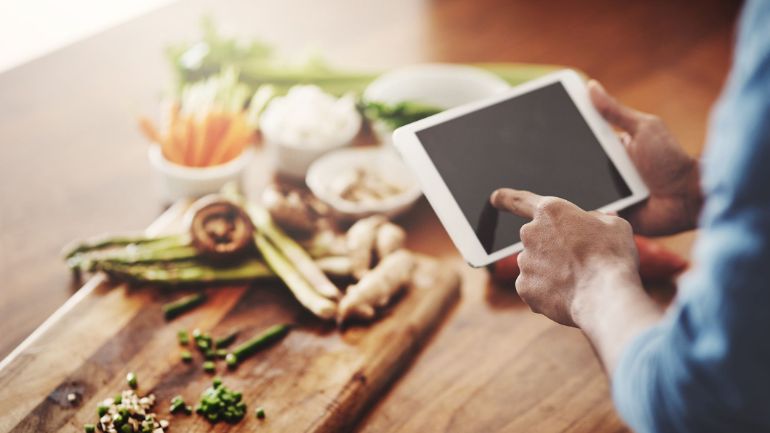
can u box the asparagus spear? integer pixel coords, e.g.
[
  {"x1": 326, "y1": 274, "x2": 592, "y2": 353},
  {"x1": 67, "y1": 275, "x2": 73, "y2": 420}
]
[
  {"x1": 98, "y1": 258, "x2": 274, "y2": 285},
  {"x1": 255, "y1": 234, "x2": 337, "y2": 320},
  {"x1": 67, "y1": 243, "x2": 200, "y2": 271},
  {"x1": 62, "y1": 233, "x2": 185, "y2": 259},
  {"x1": 247, "y1": 203, "x2": 342, "y2": 300}
]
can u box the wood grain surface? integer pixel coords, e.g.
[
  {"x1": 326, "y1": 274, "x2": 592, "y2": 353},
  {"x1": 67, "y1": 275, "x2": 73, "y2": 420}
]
[
  {"x1": 0, "y1": 202, "x2": 461, "y2": 432},
  {"x1": 0, "y1": 0, "x2": 741, "y2": 432}
]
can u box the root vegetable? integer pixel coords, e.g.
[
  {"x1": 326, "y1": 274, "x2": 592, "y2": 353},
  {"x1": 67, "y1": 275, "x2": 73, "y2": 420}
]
[
  {"x1": 315, "y1": 256, "x2": 352, "y2": 277},
  {"x1": 346, "y1": 215, "x2": 386, "y2": 279},
  {"x1": 375, "y1": 222, "x2": 406, "y2": 260},
  {"x1": 338, "y1": 249, "x2": 415, "y2": 323}
]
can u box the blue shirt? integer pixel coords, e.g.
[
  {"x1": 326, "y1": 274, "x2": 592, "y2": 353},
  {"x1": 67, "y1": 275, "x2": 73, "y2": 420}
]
[{"x1": 612, "y1": 2, "x2": 770, "y2": 432}]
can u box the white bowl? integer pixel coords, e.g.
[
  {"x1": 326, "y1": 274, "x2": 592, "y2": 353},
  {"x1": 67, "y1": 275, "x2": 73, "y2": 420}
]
[
  {"x1": 363, "y1": 63, "x2": 511, "y2": 145},
  {"x1": 148, "y1": 146, "x2": 255, "y2": 201},
  {"x1": 261, "y1": 107, "x2": 362, "y2": 180},
  {"x1": 306, "y1": 147, "x2": 422, "y2": 220}
]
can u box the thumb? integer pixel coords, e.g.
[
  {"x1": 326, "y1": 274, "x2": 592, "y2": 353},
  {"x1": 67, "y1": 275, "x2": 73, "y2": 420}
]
[{"x1": 588, "y1": 80, "x2": 643, "y2": 135}]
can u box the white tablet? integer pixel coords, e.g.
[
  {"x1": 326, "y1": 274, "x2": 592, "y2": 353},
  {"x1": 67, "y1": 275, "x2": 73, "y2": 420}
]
[{"x1": 392, "y1": 69, "x2": 648, "y2": 267}]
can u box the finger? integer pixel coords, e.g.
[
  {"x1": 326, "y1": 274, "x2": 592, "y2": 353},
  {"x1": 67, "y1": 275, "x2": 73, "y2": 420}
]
[
  {"x1": 588, "y1": 80, "x2": 643, "y2": 135},
  {"x1": 490, "y1": 188, "x2": 544, "y2": 219},
  {"x1": 619, "y1": 131, "x2": 632, "y2": 148}
]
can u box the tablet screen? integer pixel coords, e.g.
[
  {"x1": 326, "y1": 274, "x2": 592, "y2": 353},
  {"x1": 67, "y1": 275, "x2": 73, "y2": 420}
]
[{"x1": 415, "y1": 82, "x2": 631, "y2": 254}]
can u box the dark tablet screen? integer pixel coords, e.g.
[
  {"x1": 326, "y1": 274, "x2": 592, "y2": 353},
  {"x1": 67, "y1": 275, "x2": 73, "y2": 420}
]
[{"x1": 415, "y1": 82, "x2": 632, "y2": 254}]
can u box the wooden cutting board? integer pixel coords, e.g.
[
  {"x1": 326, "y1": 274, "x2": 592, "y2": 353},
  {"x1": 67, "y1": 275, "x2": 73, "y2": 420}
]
[{"x1": 0, "y1": 201, "x2": 461, "y2": 433}]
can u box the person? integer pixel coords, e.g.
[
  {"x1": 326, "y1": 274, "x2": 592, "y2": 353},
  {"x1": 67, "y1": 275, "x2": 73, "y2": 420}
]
[{"x1": 489, "y1": 1, "x2": 770, "y2": 432}]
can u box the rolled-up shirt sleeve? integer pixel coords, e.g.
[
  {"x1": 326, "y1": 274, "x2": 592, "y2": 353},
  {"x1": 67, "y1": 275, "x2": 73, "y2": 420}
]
[{"x1": 611, "y1": 1, "x2": 770, "y2": 432}]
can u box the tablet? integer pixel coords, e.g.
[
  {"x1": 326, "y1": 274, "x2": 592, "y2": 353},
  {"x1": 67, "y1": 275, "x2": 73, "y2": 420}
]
[{"x1": 392, "y1": 69, "x2": 648, "y2": 267}]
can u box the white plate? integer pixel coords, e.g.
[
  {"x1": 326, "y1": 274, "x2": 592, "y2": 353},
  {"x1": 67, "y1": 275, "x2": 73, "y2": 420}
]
[{"x1": 306, "y1": 147, "x2": 422, "y2": 220}]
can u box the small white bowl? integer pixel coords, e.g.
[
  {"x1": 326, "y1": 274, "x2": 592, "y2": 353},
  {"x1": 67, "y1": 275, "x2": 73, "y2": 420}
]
[
  {"x1": 363, "y1": 63, "x2": 511, "y2": 145},
  {"x1": 306, "y1": 147, "x2": 422, "y2": 220},
  {"x1": 260, "y1": 104, "x2": 362, "y2": 180},
  {"x1": 147, "y1": 146, "x2": 255, "y2": 201}
]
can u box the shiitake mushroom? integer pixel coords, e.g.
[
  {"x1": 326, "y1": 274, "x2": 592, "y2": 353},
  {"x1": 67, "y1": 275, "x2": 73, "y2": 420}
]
[{"x1": 186, "y1": 195, "x2": 254, "y2": 259}]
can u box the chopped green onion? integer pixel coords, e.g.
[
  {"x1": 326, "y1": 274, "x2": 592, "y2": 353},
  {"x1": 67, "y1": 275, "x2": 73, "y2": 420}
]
[
  {"x1": 229, "y1": 324, "x2": 291, "y2": 366},
  {"x1": 225, "y1": 353, "x2": 237, "y2": 369},
  {"x1": 177, "y1": 330, "x2": 189, "y2": 345},
  {"x1": 162, "y1": 293, "x2": 206, "y2": 320},
  {"x1": 256, "y1": 407, "x2": 266, "y2": 419},
  {"x1": 84, "y1": 424, "x2": 96, "y2": 433},
  {"x1": 126, "y1": 372, "x2": 138, "y2": 389},
  {"x1": 214, "y1": 330, "x2": 239, "y2": 348},
  {"x1": 181, "y1": 349, "x2": 193, "y2": 363},
  {"x1": 203, "y1": 361, "x2": 216, "y2": 374},
  {"x1": 97, "y1": 405, "x2": 108, "y2": 417},
  {"x1": 215, "y1": 349, "x2": 228, "y2": 359}
]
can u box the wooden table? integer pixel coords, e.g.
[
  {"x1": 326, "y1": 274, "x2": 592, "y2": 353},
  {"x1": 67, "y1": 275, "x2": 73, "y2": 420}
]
[{"x1": 0, "y1": 0, "x2": 740, "y2": 431}]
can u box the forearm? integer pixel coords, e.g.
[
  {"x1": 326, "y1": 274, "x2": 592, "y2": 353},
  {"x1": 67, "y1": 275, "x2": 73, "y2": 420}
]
[{"x1": 573, "y1": 267, "x2": 664, "y2": 374}]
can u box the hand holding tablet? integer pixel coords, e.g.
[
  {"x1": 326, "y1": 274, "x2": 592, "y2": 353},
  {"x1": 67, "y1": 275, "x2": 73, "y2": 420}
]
[{"x1": 393, "y1": 70, "x2": 648, "y2": 267}]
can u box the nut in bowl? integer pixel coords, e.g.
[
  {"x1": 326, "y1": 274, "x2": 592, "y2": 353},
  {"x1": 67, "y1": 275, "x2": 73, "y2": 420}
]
[{"x1": 306, "y1": 147, "x2": 422, "y2": 220}]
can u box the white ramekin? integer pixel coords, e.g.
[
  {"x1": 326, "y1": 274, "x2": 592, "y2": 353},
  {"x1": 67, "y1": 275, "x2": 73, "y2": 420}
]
[
  {"x1": 261, "y1": 114, "x2": 361, "y2": 180},
  {"x1": 147, "y1": 146, "x2": 255, "y2": 201},
  {"x1": 306, "y1": 147, "x2": 422, "y2": 220}
]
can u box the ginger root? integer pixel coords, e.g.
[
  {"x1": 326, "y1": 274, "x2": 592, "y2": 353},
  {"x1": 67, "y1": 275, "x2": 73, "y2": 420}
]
[
  {"x1": 346, "y1": 215, "x2": 386, "y2": 279},
  {"x1": 337, "y1": 249, "x2": 415, "y2": 323},
  {"x1": 375, "y1": 222, "x2": 406, "y2": 260}
]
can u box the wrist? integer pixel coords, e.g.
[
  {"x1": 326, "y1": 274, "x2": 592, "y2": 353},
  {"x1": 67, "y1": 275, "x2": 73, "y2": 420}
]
[{"x1": 571, "y1": 265, "x2": 663, "y2": 373}]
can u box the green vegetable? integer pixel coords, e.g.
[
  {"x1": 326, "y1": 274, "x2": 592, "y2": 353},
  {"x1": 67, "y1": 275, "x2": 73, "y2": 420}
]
[
  {"x1": 195, "y1": 378, "x2": 247, "y2": 424},
  {"x1": 120, "y1": 425, "x2": 132, "y2": 433},
  {"x1": 256, "y1": 407, "x2": 265, "y2": 419},
  {"x1": 214, "y1": 330, "x2": 239, "y2": 348},
  {"x1": 114, "y1": 394, "x2": 122, "y2": 404},
  {"x1": 215, "y1": 349, "x2": 228, "y2": 359},
  {"x1": 203, "y1": 361, "x2": 216, "y2": 374},
  {"x1": 162, "y1": 293, "x2": 206, "y2": 320},
  {"x1": 63, "y1": 233, "x2": 182, "y2": 260},
  {"x1": 181, "y1": 349, "x2": 193, "y2": 363},
  {"x1": 362, "y1": 100, "x2": 443, "y2": 129},
  {"x1": 225, "y1": 353, "x2": 237, "y2": 369},
  {"x1": 97, "y1": 404, "x2": 108, "y2": 417},
  {"x1": 170, "y1": 395, "x2": 191, "y2": 414},
  {"x1": 96, "y1": 257, "x2": 274, "y2": 285},
  {"x1": 84, "y1": 424, "x2": 96, "y2": 433},
  {"x1": 228, "y1": 324, "x2": 291, "y2": 366},
  {"x1": 177, "y1": 330, "x2": 189, "y2": 345},
  {"x1": 126, "y1": 372, "x2": 138, "y2": 389}
]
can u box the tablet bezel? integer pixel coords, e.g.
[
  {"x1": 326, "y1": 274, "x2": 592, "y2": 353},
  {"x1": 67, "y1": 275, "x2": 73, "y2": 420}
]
[{"x1": 392, "y1": 69, "x2": 649, "y2": 267}]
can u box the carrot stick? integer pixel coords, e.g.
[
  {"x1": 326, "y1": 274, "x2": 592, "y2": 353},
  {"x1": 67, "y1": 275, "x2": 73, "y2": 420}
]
[
  {"x1": 138, "y1": 117, "x2": 162, "y2": 144},
  {"x1": 208, "y1": 114, "x2": 248, "y2": 166}
]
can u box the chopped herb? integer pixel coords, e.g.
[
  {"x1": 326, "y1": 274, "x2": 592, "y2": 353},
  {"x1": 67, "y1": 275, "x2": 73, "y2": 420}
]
[
  {"x1": 84, "y1": 424, "x2": 95, "y2": 433},
  {"x1": 177, "y1": 330, "x2": 189, "y2": 345},
  {"x1": 225, "y1": 353, "x2": 237, "y2": 369},
  {"x1": 215, "y1": 349, "x2": 228, "y2": 359},
  {"x1": 126, "y1": 372, "x2": 138, "y2": 389},
  {"x1": 97, "y1": 405, "x2": 108, "y2": 417},
  {"x1": 195, "y1": 378, "x2": 246, "y2": 424},
  {"x1": 181, "y1": 349, "x2": 193, "y2": 363},
  {"x1": 203, "y1": 361, "x2": 216, "y2": 374},
  {"x1": 162, "y1": 293, "x2": 206, "y2": 320},
  {"x1": 170, "y1": 395, "x2": 191, "y2": 414},
  {"x1": 256, "y1": 407, "x2": 266, "y2": 419}
]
